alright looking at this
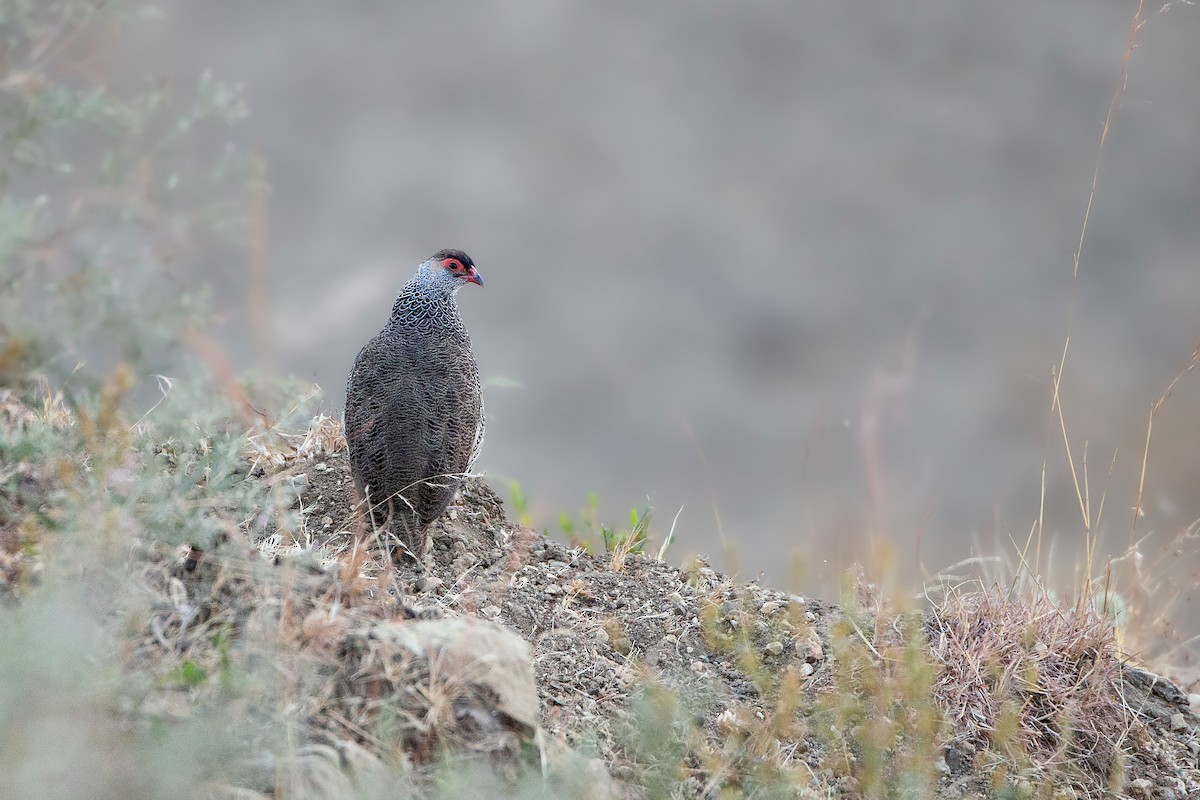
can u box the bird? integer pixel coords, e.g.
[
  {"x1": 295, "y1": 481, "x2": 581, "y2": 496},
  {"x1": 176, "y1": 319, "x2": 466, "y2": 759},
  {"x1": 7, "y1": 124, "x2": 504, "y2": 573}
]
[{"x1": 343, "y1": 248, "x2": 485, "y2": 558}]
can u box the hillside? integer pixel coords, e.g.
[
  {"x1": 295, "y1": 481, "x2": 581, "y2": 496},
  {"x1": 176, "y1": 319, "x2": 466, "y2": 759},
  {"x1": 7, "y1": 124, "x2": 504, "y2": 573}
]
[{"x1": 1, "y1": 394, "x2": 1197, "y2": 799}]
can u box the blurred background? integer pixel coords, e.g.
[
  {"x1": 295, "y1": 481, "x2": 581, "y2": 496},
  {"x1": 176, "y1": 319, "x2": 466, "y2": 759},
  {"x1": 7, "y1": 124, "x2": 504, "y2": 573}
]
[{"x1": 109, "y1": 4, "x2": 1198, "y2": 623}]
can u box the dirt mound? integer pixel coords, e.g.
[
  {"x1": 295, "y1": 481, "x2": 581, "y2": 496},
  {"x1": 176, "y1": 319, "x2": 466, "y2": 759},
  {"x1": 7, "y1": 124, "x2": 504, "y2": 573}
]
[
  {"x1": 288, "y1": 451, "x2": 1200, "y2": 799},
  {"x1": 4, "y1": 405, "x2": 1197, "y2": 798}
]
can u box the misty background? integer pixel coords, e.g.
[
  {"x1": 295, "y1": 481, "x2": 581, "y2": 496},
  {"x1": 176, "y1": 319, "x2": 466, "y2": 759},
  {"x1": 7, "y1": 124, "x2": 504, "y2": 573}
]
[{"x1": 110, "y1": 4, "x2": 1199, "y2": 617}]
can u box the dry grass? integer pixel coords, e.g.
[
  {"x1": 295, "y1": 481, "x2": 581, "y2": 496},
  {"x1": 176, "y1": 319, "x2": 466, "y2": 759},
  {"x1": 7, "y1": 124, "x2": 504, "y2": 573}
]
[{"x1": 928, "y1": 581, "x2": 1129, "y2": 792}]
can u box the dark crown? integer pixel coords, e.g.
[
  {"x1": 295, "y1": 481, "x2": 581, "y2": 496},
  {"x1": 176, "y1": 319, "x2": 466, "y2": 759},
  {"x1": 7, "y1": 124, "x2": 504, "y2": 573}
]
[{"x1": 431, "y1": 248, "x2": 474, "y2": 267}]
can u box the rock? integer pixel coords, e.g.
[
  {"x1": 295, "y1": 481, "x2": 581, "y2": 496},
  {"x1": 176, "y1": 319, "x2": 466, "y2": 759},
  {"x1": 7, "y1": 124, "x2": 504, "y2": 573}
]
[
  {"x1": 542, "y1": 736, "x2": 622, "y2": 800},
  {"x1": 341, "y1": 617, "x2": 539, "y2": 734},
  {"x1": 796, "y1": 632, "x2": 823, "y2": 662},
  {"x1": 944, "y1": 745, "x2": 970, "y2": 774},
  {"x1": 1127, "y1": 777, "x2": 1153, "y2": 796}
]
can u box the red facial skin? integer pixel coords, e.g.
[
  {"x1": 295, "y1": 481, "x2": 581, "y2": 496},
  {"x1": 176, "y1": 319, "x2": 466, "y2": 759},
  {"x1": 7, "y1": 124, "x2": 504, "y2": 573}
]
[{"x1": 442, "y1": 258, "x2": 483, "y2": 286}]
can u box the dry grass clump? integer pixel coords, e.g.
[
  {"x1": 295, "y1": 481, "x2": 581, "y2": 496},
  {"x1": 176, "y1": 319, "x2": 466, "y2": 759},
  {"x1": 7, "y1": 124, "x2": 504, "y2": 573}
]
[
  {"x1": 0, "y1": 386, "x2": 74, "y2": 601},
  {"x1": 928, "y1": 581, "x2": 1130, "y2": 791},
  {"x1": 243, "y1": 407, "x2": 346, "y2": 476}
]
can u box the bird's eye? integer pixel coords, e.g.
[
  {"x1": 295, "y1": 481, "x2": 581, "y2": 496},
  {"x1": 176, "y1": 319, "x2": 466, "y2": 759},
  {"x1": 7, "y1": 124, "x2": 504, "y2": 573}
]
[{"x1": 444, "y1": 258, "x2": 464, "y2": 272}]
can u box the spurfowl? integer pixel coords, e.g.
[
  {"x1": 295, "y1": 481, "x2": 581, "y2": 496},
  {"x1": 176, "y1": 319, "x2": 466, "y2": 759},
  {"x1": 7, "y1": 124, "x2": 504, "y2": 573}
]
[{"x1": 344, "y1": 248, "x2": 484, "y2": 557}]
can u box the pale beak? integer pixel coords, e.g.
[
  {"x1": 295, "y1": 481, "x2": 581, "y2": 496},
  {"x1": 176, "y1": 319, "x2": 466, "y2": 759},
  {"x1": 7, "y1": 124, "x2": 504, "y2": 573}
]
[{"x1": 465, "y1": 268, "x2": 483, "y2": 287}]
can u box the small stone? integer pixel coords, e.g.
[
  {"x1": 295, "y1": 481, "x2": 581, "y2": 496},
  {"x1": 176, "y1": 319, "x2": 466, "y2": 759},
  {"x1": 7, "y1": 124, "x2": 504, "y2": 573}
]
[
  {"x1": 764, "y1": 641, "x2": 784, "y2": 656},
  {"x1": 796, "y1": 633, "x2": 824, "y2": 662},
  {"x1": 479, "y1": 605, "x2": 501, "y2": 619},
  {"x1": 943, "y1": 746, "x2": 968, "y2": 774},
  {"x1": 1127, "y1": 778, "x2": 1152, "y2": 796},
  {"x1": 760, "y1": 601, "x2": 782, "y2": 615},
  {"x1": 798, "y1": 663, "x2": 814, "y2": 678},
  {"x1": 415, "y1": 575, "x2": 443, "y2": 591},
  {"x1": 320, "y1": 515, "x2": 333, "y2": 528},
  {"x1": 1189, "y1": 693, "x2": 1200, "y2": 713},
  {"x1": 1187, "y1": 740, "x2": 1200, "y2": 755},
  {"x1": 313, "y1": 462, "x2": 327, "y2": 472},
  {"x1": 690, "y1": 661, "x2": 706, "y2": 674},
  {"x1": 1171, "y1": 712, "x2": 1187, "y2": 731},
  {"x1": 544, "y1": 584, "x2": 562, "y2": 596}
]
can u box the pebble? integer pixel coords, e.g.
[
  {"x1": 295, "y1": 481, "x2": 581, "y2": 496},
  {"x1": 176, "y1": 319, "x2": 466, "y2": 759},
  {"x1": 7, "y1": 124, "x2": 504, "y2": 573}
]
[
  {"x1": 415, "y1": 575, "x2": 443, "y2": 592},
  {"x1": 763, "y1": 641, "x2": 784, "y2": 656},
  {"x1": 943, "y1": 746, "x2": 967, "y2": 774},
  {"x1": 1189, "y1": 693, "x2": 1200, "y2": 713},
  {"x1": 798, "y1": 663, "x2": 814, "y2": 678},
  {"x1": 1170, "y1": 712, "x2": 1186, "y2": 731},
  {"x1": 796, "y1": 634, "x2": 824, "y2": 662},
  {"x1": 1127, "y1": 778, "x2": 1152, "y2": 796},
  {"x1": 760, "y1": 601, "x2": 782, "y2": 615},
  {"x1": 313, "y1": 462, "x2": 327, "y2": 472}
]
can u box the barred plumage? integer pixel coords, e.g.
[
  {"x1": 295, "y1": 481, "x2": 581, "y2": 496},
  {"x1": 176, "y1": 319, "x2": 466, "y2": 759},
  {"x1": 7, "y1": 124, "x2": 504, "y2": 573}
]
[{"x1": 344, "y1": 249, "x2": 484, "y2": 556}]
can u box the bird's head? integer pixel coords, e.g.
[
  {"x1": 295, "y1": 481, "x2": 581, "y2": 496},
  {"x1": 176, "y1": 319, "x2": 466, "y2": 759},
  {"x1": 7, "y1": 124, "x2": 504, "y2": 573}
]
[{"x1": 417, "y1": 248, "x2": 484, "y2": 293}]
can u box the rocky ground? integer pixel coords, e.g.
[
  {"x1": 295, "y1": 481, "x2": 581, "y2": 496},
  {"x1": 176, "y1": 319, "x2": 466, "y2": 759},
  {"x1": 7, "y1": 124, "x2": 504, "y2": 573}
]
[
  {"x1": 3, "y1": 393, "x2": 1199, "y2": 798},
  {"x1": 270, "y1": 449, "x2": 1200, "y2": 799}
]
